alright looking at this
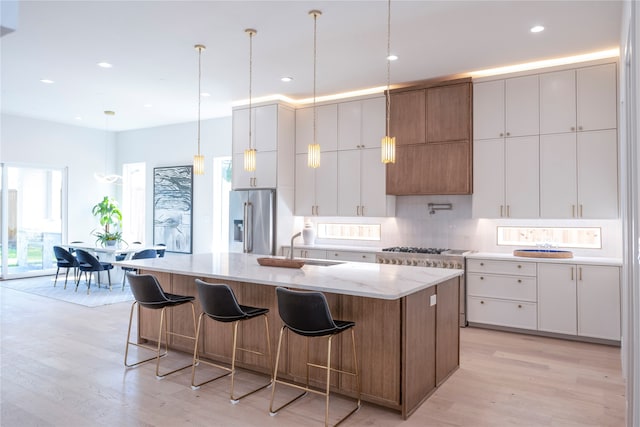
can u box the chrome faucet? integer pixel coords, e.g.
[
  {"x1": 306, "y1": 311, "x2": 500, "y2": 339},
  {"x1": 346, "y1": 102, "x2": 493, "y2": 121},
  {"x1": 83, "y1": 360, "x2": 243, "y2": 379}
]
[{"x1": 289, "y1": 232, "x2": 302, "y2": 259}]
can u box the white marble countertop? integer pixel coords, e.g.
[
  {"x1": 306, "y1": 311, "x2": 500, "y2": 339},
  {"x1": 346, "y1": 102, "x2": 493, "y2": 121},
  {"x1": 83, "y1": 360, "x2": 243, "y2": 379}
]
[
  {"x1": 115, "y1": 252, "x2": 463, "y2": 300},
  {"x1": 467, "y1": 252, "x2": 622, "y2": 266}
]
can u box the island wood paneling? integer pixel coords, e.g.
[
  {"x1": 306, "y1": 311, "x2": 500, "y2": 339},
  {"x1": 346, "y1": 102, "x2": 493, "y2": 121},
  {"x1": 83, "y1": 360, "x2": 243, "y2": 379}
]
[
  {"x1": 436, "y1": 278, "x2": 460, "y2": 384},
  {"x1": 135, "y1": 271, "x2": 460, "y2": 418}
]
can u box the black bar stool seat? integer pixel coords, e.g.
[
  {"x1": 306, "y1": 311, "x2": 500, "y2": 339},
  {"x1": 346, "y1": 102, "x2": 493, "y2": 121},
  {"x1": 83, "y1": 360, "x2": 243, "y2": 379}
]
[
  {"x1": 191, "y1": 279, "x2": 272, "y2": 403},
  {"x1": 269, "y1": 287, "x2": 361, "y2": 427},
  {"x1": 124, "y1": 273, "x2": 196, "y2": 379}
]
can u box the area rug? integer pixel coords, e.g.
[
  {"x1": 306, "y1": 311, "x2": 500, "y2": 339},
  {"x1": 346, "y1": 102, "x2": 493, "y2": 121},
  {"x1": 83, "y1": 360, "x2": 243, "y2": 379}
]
[{"x1": 0, "y1": 275, "x2": 134, "y2": 308}]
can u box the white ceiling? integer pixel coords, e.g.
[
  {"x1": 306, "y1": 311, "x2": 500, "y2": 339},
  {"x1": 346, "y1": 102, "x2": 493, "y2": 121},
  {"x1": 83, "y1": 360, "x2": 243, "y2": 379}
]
[{"x1": 0, "y1": 0, "x2": 622, "y2": 131}]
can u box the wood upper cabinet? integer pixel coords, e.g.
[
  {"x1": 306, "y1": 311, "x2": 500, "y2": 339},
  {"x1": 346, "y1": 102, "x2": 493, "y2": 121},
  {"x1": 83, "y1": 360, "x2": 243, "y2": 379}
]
[
  {"x1": 386, "y1": 78, "x2": 473, "y2": 195},
  {"x1": 427, "y1": 83, "x2": 471, "y2": 143},
  {"x1": 389, "y1": 90, "x2": 425, "y2": 146}
]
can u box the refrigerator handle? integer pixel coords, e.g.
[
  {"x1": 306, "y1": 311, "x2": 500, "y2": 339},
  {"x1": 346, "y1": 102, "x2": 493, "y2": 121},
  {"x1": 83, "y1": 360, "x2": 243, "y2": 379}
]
[{"x1": 244, "y1": 201, "x2": 253, "y2": 253}]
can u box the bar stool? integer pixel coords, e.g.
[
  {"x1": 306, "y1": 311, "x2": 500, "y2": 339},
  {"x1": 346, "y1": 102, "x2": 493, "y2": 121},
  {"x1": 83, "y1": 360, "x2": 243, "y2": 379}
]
[
  {"x1": 191, "y1": 279, "x2": 272, "y2": 403},
  {"x1": 269, "y1": 287, "x2": 361, "y2": 427},
  {"x1": 124, "y1": 273, "x2": 197, "y2": 379}
]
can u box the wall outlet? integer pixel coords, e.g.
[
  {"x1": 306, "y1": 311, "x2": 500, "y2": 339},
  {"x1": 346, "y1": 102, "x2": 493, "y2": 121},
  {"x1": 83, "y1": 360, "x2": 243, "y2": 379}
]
[{"x1": 430, "y1": 294, "x2": 437, "y2": 306}]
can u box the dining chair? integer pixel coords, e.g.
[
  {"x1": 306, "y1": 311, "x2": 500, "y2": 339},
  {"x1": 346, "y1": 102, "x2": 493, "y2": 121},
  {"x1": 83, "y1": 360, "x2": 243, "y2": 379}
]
[
  {"x1": 52, "y1": 245, "x2": 79, "y2": 289},
  {"x1": 74, "y1": 249, "x2": 114, "y2": 294},
  {"x1": 121, "y1": 249, "x2": 157, "y2": 290},
  {"x1": 156, "y1": 243, "x2": 166, "y2": 258}
]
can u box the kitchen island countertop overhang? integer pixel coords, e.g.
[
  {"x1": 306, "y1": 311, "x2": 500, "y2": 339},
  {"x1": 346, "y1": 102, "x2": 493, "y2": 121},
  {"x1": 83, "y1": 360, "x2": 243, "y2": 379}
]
[{"x1": 115, "y1": 252, "x2": 463, "y2": 300}]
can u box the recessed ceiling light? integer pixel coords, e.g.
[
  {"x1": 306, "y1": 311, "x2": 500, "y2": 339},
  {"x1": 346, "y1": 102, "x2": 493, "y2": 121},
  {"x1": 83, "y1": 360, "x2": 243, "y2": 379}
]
[
  {"x1": 74, "y1": 116, "x2": 82, "y2": 121},
  {"x1": 201, "y1": 92, "x2": 211, "y2": 97},
  {"x1": 530, "y1": 25, "x2": 544, "y2": 33},
  {"x1": 387, "y1": 54, "x2": 398, "y2": 61},
  {"x1": 40, "y1": 79, "x2": 54, "y2": 84},
  {"x1": 281, "y1": 76, "x2": 293, "y2": 82},
  {"x1": 144, "y1": 103, "x2": 153, "y2": 108},
  {"x1": 97, "y1": 62, "x2": 113, "y2": 68}
]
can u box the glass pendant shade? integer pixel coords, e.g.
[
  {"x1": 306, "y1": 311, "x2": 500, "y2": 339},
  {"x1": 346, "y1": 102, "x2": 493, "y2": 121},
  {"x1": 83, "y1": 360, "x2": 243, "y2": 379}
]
[
  {"x1": 193, "y1": 154, "x2": 205, "y2": 175},
  {"x1": 308, "y1": 143, "x2": 321, "y2": 168},
  {"x1": 381, "y1": 135, "x2": 396, "y2": 164},
  {"x1": 244, "y1": 148, "x2": 256, "y2": 172}
]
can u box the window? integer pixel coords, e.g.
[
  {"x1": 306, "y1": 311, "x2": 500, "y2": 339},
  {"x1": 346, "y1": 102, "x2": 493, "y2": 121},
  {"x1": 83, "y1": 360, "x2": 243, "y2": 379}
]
[{"x1": 122, "y1": 162, "x2": 146, "y2": 244}]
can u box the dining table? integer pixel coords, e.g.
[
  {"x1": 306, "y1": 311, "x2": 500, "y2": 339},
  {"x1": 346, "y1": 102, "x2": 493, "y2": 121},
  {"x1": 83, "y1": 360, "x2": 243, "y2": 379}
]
[{"x1": 65, "y1": 243, "x2": 166, "y2": 285}]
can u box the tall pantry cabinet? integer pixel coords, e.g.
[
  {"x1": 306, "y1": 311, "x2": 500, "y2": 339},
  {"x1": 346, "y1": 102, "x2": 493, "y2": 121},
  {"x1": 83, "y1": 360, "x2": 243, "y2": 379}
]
[{"x1": 472, "y1": 62, "x2": 619, "y2": 219}]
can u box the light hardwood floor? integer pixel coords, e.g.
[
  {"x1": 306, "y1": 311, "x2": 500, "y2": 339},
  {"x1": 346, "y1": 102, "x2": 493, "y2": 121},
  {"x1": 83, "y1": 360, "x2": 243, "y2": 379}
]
[{"x1": 0, "y1": 284, "x2": 626, "y2": 426}]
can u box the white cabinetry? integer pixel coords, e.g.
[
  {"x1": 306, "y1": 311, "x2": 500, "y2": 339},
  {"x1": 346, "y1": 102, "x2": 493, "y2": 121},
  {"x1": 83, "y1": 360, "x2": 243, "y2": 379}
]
[
  {"x1": 473, "y1": 63, "x2": 618, "y2": 219},
  {"x1": 232, "y1": 104, "x2": 294, "y2": 189},
  {"x1": 282, "y1": 246, "x2": 327, "y2": 259},
  {"x1": 473, "y1": 75, "x2": 539, "y2": 140},
  {"x1": 295, "y1": 104, "x2": 338, "y2": 153},
  {"x1": 295, "y1": 152, "x2": 338, "y2": 216},
  {"x1": 326, "y1": 250, "x2": 376, "y2": 263},
  {"x1": 466, "y1": 259, "x2": 537, "y2": 330},
  {"x1": 473, "y1": 136, "x2": 539, "y2": 218},
  {"x1": 540, "y1": 129, "x2": 618, "y2": 218},
  {"x1": 540, "y1": 63, "x2": 617, "y2": 135},
  {"x1": 538, "y1": 263, "x2": 620, "y2": 341},
  {"x1": 337, "y1": 97, "x2": 395, "y2": 217}
]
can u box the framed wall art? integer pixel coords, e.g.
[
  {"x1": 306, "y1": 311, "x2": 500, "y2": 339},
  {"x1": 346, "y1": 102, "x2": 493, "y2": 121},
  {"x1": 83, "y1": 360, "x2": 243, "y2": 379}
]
[{"x1": 153, "y1": 165, "x2": 193, "y2": 254}]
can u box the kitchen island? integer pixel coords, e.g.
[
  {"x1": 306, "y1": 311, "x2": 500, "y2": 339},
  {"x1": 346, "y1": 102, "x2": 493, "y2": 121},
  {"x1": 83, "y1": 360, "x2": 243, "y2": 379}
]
[{"x1": 116, "y1": 252, "x2": 462, "y2": 419}]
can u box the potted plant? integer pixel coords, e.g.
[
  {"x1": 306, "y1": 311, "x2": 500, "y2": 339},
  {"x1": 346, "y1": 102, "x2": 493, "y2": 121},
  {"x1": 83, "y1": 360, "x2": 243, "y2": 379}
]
[{"x1": 91, "y1": 196, "x2": 124, "y2": 247}]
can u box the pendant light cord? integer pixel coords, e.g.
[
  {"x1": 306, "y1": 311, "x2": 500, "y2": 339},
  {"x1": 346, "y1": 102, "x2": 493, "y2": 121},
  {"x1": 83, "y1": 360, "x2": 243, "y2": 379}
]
[
  {"x1": 197, "y1": 46, "x2": 202, "y2": 156},
  {"x1": 386, "y1": 0, "x2": 392, "y2": 136},
  {"x1": 248, "y1": 30, "x2": 254, "y2": 150},
  {"x1": 312, "y1": 11, "x2": 318, "y2": 146}
]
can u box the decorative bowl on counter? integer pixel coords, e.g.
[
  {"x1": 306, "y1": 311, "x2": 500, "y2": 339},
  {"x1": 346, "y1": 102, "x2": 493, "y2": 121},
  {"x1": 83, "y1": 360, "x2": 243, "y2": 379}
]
[
  {"x1": 257, "y1": 257, "x2": 305, "y2": 268},
  {"x1": 513, "y1": 249, "x2": 573, "y2": 259}
]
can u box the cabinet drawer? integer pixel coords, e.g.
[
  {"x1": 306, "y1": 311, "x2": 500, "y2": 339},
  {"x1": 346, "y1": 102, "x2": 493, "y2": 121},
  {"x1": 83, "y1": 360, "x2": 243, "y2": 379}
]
[
  {"x1": 467, "y1": 296, "x2": 537, "y2": 330},
  {"x1": 326, "y1": 250, "x2": 375, "y2": 263},
  {"x1": 282, "y1": 247, "x2": 327, "y2": 259},
  {"x1": 466, "y1": 259, "x2": 536, "y2": 276},
  {"x1": 467, "y1": 273, "x2": 537, "y2": 301}
]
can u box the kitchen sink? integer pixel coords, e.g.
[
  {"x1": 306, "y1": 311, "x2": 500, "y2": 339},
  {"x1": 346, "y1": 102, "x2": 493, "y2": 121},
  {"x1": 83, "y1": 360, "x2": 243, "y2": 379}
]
[
  {"x1": 303, "y1": 259, "x2": 344, "y2": 267},
  {"x1": 513, "y1": 249, "x2": 573, "y2": 259}
]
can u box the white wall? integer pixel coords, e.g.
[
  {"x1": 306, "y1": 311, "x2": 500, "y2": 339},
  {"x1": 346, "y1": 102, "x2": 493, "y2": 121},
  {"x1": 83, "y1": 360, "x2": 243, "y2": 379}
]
[
  {"x1": 115, "y1": 117, "x2": 232, "y2": 254},
  {"x1": 1, "y1": 113, "x2": 118, "y2": 243}
]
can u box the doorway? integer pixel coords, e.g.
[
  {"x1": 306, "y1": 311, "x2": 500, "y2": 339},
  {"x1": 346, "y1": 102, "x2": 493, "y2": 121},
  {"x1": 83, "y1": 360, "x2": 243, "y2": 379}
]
[{"x1": 0, "y1": 164, "x2": 66, "y2": 279}]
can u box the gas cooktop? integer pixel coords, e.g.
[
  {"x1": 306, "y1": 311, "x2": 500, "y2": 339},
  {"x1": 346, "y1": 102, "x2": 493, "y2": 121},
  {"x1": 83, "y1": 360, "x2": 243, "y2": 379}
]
[{"x1": 381, "y1": 247, "x2": 449, "y2": 254}]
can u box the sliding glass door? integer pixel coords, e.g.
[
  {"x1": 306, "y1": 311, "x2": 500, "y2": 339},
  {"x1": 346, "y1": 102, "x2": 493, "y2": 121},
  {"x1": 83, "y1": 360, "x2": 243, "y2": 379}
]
[{"x1": 0, "y1": 164, "x2": 66, "y2": 279}]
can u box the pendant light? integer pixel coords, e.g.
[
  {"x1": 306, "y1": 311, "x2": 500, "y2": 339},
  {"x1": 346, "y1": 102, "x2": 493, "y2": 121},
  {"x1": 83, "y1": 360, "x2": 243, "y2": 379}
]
[
  {"x1": 381, "y1": 0, "x2": 396, "y2": 164},
  {"x1": 307, "y1": 10, "x2": 322, "y2": 169},
  {"x1": 193, "y1": 44, "x2": 206, "y2": 175},
  {"x1": 243, "y1": 29, "x2": 257, "y2": 172},
  {"x1": 94, "y1": 110, "x2": 122, "y2": 184}
]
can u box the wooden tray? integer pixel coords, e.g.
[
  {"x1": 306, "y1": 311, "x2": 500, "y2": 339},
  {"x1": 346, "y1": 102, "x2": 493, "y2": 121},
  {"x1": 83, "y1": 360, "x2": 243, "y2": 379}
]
[
  {"x1": 513, "y1": 249, "x2": 573, "y2": 259},
  {"x1": 257, "y1": 257, "x2": 305, "y2": 269}
]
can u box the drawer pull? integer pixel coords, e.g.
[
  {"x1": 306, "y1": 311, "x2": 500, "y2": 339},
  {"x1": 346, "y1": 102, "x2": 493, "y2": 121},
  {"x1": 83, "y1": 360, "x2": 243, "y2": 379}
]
[
  {"x1": 518, "y1": 304, "x2": 522, "y2": 308},
  {"x1": 517, "y1": 265, "x2": 522, "y2": 269},
  {"x1": 517, "y1": 279, "x2": 522, "y2": 283},
  {"x1": 480, "y1": 301, "x2": 485, "y2": 304},
  {"x1": 480, "y1": 276, "x2": 484, "y2": 280},
  {"x1": 480, "y1": 262, "x2": 484, "y2": 266}
]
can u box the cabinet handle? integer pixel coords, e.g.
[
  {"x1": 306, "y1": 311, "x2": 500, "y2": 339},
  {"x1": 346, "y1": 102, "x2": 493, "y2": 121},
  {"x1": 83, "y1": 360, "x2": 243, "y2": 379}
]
[
  {"x1": 361, "y1": 206, "x2": 365, "y2": 216},
  {"x1": 518, "y1": 304, "x2": 522, "y2": 308},
  {"x1": 480, "y1": 300, "x2": 485, "y2": 304},
  {"x1": 499, "y1": 132, "x2": 504, "y2": 137},
  {"x1": 571, "y1": 267, "x2": 574, "y2": 281},
  {"x1": 480, "y1": 262, "x2": 484, "y2": 266},
  {"x1": 517, "y1": 279, "x2": 522, "y2": 283},
  {"x1": 578, "y1": 125, "x2": 583, "y2": 131},
  {"x1": 506, "y1": 132, "x2": 511, "y2": 136},
  {"x1": 362, "y1": 255, "x2": 366, "y2": 259},
  {"x1": 572, "y1": 205, "x2": 576, "y2": 218},
  {"x1": 500, "y1": 205, "x2": 504, "y2": 217},
  {"x1": 571, "y1": 126, "x2": 576, "y2": 131},
  {"x1": 480, "y1": 276, "x2": 484, "y2": 280},
  {"x1": 517, "y1": 265, "x2": 522, "y2": 269},
  {"x1": 356, "y1": 206, "x2": 360, "y2": 216},
  {"x1": 579, "y1": 267, "x2": 583, "y2": 281},
  {"x1": 579, "y1": 204, "x2": 583, "y2": 218},
  {"x1": 506, "y1": 205, "x2": 511, "y2": 217}
]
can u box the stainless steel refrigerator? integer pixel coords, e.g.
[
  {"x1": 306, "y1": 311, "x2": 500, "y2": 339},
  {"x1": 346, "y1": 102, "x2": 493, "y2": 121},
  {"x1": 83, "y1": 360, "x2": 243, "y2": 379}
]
[{"x1": 228, "y1": 189, "x2": 276, "y2": 255}]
